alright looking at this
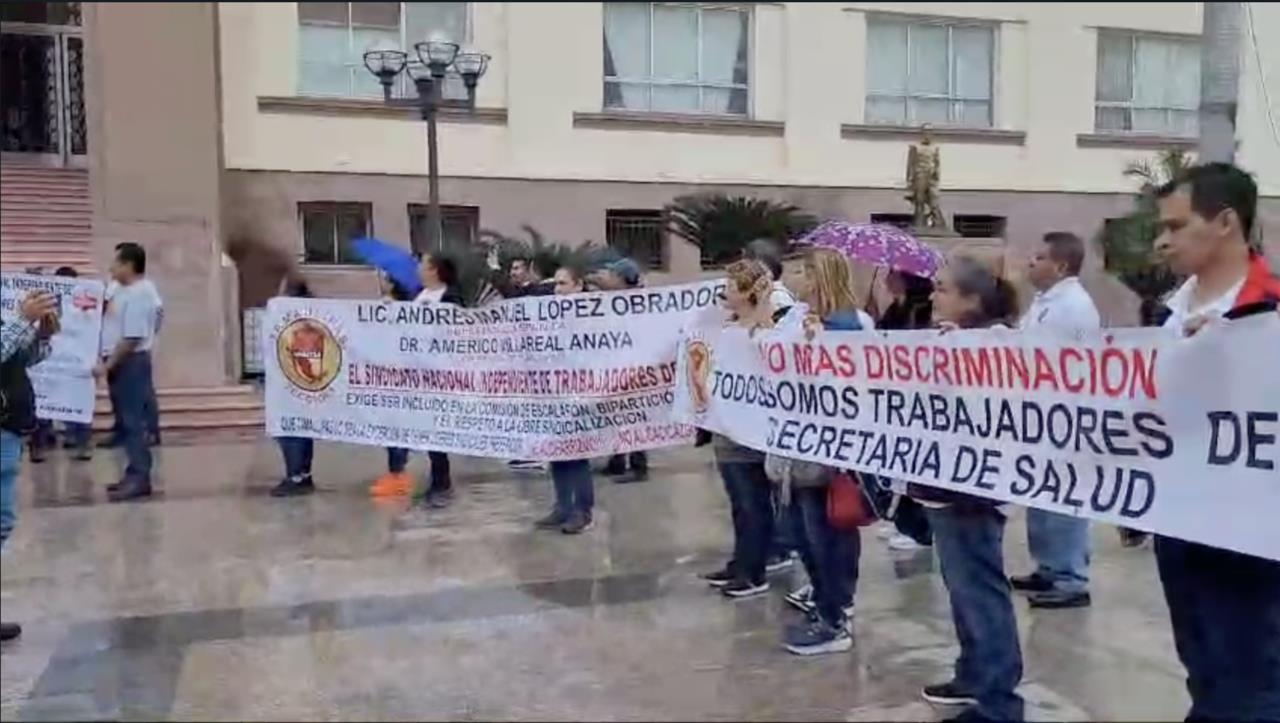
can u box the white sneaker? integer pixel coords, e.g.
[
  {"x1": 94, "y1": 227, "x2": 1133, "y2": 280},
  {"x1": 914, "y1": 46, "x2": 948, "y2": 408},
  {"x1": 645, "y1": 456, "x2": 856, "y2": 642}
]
[
  {"x1": 876, "y1": 524, "x2": 896, "y2": 541},
  {"x1": 888, "y1": 533, "x2": 928, "y2": 551}
]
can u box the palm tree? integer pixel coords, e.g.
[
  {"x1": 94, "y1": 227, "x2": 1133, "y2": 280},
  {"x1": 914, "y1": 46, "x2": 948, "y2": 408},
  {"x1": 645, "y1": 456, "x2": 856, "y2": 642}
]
[
  {"x1": 443, "y1": 226, "x2": 613, "y2": 306},
  {"x1": 665, "y1": 194, "x2": 817, "y2": 268},
  {"x1": 478, "y1": 225, "x2": 609, "y2": 278},
  {"x1": 1096, "y1": 149, "x2": 1191, "y2": 321}
]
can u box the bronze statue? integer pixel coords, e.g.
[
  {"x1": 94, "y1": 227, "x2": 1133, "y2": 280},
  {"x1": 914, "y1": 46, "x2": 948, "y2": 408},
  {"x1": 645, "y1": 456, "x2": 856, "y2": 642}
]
[{"x1": 906, "y1": 124, "x2": 948, "y2": 231}]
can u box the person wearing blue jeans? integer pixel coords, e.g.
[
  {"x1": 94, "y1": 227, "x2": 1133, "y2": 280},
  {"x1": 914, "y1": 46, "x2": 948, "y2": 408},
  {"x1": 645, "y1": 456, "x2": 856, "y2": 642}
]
[
  {"x1": 0, "y1": 430, "x2": 19, "y2": 550},
  {"x1": 272, "y1": 437, "x2": 315, "y2": 497},
  {"x1": 1017, "y1": 509, "x2": 1090, "y2": 602},
  {"x1": 105, "y1": 351, "x2": 154, "y2": 500},
  {"x1": 917, "y1": 257, "x2": 1025, "y2": 722},
  {"x1": 2, "y1": 286, "x2": 59, "y2": 642},
  {"x1": 1155, "y1": 536, "x2": 1280, "y2": 721},
  {"x1": 714, "y1": 456, "x2": 775, "y2": 598},
  {"x1": 535, "y1": 459, "x2": 594, "y2": 535},
  {"x1": 784, "y1": 484, "x2": 860, "y2": 655},
  {"x1": 1013, "y1": 232, "x2": 1099, "y2": 609},
  {"x1": 95, "y1": 243, "x2": 160, "y2": 503},
  {"x1": 924, "y1": 505, "x2": 1024, "y2": 721}
]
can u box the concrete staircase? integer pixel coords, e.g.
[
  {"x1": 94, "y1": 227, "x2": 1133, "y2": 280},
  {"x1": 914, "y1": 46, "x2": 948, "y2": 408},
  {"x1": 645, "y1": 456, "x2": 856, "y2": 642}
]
[
  {"x1": 0, "y1": 164, "x2": 94, "y2": 273},
  {"x1": 3, "y1": 163, "x2": 266, "y2": 442},
  {"x1": 92, "y1": 385, "x2": 265, "y2": 443}
]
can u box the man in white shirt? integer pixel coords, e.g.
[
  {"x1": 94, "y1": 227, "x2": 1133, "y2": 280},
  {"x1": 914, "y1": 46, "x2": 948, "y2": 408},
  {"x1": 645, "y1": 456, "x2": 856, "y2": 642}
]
[
  {"x1": 1011, "y1": 232, "x2": 1100, "y2": 610},
  {"x1": 1150, "y1": 162, "x2": 1280, "y2": 722},
  {"x1": 102, "y1": 274, "x2": 163, "y2": 447},
  {"x1": 93, "y1": 243, "x2": 161, "y2": 502}
]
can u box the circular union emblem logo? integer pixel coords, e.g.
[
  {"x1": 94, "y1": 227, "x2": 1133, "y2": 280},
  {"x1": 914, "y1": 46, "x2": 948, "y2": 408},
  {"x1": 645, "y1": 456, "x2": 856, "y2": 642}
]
[
  {"x1": 686, "y1": 339, "x2": 713, "y2": 414},
  {"x1": 276, "y1": 317, "x2": 343, "y2": 393}
]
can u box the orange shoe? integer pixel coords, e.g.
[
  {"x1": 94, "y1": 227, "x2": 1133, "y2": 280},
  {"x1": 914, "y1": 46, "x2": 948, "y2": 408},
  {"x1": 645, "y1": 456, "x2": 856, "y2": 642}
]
[{"x1": 369, "y1": 472, "x2": 411, "y2": 497}]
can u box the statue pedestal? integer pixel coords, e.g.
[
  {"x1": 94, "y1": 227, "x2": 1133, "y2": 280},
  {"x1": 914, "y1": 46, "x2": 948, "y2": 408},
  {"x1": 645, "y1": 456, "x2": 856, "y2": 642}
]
[{"x1": 914, "y1": 231, "x2": 1008, "y2": 277}]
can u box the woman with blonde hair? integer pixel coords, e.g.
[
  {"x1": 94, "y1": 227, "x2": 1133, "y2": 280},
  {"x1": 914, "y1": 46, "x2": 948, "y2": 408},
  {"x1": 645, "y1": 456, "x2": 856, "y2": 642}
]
[
  {"x1": 768, "y1": 246, "x2": 871, "y2": 656},
  {"x1": 702, "y1": 259, "x2": 797, "y2": 599}
]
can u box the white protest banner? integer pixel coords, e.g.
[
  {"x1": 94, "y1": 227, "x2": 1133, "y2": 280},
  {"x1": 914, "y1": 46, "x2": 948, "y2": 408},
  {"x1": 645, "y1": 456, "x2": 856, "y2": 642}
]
[
  {"x1": 676, "y1": 310, "x2": 1280, "y2": 561},
  {"x1": 1, "y1": 272, "x2": 105, "y2": 423},
  {"x1": 264, "y1": 281, "x2": 724, "y2": 461}
]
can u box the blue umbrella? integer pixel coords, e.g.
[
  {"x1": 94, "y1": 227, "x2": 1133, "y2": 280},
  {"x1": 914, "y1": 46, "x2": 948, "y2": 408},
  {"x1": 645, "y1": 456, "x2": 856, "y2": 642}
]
[{"x1": 351, "y1": 237, "x2": 423, "y2": 298}]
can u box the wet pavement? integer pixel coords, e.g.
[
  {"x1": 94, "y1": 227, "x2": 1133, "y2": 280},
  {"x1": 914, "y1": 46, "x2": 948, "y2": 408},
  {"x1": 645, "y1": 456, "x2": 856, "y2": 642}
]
[{"x1": 1, "y1": 440, "x2": 1189, "y2": 721}]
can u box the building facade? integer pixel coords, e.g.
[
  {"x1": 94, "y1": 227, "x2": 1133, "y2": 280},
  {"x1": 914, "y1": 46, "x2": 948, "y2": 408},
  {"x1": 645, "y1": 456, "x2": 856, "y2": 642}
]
[{"x1": 2, "y1": 2, "x2": 1279, "y2": 393}]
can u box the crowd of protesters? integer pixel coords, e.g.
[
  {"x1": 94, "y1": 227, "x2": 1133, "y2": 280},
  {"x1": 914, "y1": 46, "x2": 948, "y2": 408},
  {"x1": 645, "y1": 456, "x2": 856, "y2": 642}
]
[{"x1": 1, "y1": 162, "x2": 1277, "y2": 721}]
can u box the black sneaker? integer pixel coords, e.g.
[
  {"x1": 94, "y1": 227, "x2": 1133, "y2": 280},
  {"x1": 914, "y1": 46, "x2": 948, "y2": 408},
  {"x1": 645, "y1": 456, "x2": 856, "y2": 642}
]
[
  {"x1": 424, "y1": 487, "x2": 454, "y2": 509},
  {"x1": 721, "y1": 578, "x2": 769, "y2": 599},
  {"x1": 28, "y1": 445, "x2": 46, "y2": 464},
  {"x1": 270, "y1": 476, "x2": 315, "y2": 498},
  {"x1": 109, "y1": 480, "x2": 153, "y2": 503},
  {"x1": 601, "y1": 461, "x2": 627, "y2": 476},
  {"x1": 73, "y1": 447, "x2": 93, "y2": 462},
  {"x1": 0, "y1": 622, "x2": 21, "y2": 642},
  {"x1": 701, "y1": 565, "x2": 736, "y2": 588},
  {"x1": 921, "y1": 681, "x2": 977, "y2": 706},
  {"x1": 1028, "y1": 590, "x2": 1092, "y2": 609},
  {"x1": 534, "y1": 511, "x2": 569, "y2": 530},
  {"x1": 560, "y1": 511, "x2": 594, "y2": 535},
  {"x1": 1009, "y1": 573, "x2": 1053, "y2": 593}
]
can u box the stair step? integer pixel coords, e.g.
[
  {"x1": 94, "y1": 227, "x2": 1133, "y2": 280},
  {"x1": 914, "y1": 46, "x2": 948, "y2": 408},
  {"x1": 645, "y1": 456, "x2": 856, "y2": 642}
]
[
  {"x1": 1, "y1": 216, "x2": 91, "y2": 227},
  {"x1": 1, "y1": 226, "x2": 94, "y2": 236},
  {"x1": 0, "y1": 196, "x2": 92, "y2": 208}
]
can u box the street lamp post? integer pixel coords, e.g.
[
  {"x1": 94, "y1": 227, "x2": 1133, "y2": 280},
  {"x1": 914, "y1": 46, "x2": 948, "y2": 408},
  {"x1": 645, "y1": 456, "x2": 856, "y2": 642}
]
[{"x1": 364, "y1": 41, "x2": 489, "y2": 253}]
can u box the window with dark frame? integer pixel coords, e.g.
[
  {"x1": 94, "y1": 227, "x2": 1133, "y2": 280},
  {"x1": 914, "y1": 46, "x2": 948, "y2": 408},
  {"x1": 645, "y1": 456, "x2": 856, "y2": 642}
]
[
  {"x1": 408, "y1": 204, "x2": 480, "y2": 257},
  {"x1": 606, "y1": 209, "x2": 666, "y2": 270},
  {"x1": 300, "y1": 202, "x2": 372, "y2": 264},
  {"x1": 953, "y1": 214, "x2": 1007, "y2": 238}
]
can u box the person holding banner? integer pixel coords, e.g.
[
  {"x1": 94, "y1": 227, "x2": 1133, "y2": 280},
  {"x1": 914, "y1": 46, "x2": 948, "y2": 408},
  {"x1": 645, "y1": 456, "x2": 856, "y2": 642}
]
[
  {"x1": 767, "y1": 247, "x2": 869, "y2": 656},
  {"x1": 702, "y1": 259, "x2": 788, "y2": 598},
  {"x1": 534, "y1": 265, "x2": 597, "y2": 534},
  {"x1": 1011, "y1": 232, "x2": 1100, "y2": 610},
  {"x1": 271, "y1": 273, "x2": 319, "y2": 498},
  {"x1": 914, "y1": 257, "x2": 1024, "y2": 722},
  {"x1": 1, "y1": 287, "x2": 59, "y2": 643},
  {"x1": 1150, "y1": 162, "x2": 1280, "y2": 721},
  {"x1": 412, "y1": 253, "x2": 463, "y2": 509},
  {"x1": 371, "y1": 274, "x2": 420, "y2": 499}
]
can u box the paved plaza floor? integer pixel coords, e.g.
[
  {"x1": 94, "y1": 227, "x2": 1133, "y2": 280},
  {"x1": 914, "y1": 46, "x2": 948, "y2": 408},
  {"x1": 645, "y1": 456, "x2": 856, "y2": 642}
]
[{"x1": 0, "y1": 440, "x2": 1189, "y2": 721}]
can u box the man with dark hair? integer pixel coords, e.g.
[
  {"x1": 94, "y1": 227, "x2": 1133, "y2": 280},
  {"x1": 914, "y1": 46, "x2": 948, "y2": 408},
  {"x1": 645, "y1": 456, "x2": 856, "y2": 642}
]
[
  {"x1": 94, "y1": 242, "x2": 161, "y2": 502},
  {"x1": 495, "y1": 254, "x2": 554, "y2": 300},
  {"x1": 1152, "y1": 162, "x2": 1280, "y2": 721},
  {"x1": 30, "y1": 267, "x2": 93, "y2": 461},
  {"x1": 499, "y1": 253, "x2": 554, "y2": 473},
  {"x1": 1012, "y1": 231, "x2": 1100, "y2": 609},
  {"x1": 100, "y1": 244, "x2": 163, "y2": 449}
]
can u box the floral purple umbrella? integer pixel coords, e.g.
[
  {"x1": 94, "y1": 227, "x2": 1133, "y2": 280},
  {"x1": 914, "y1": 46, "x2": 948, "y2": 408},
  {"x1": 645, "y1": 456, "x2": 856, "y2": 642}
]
[{"x1": 795, "y1": 221, "x2": 944, "y2": 279}]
